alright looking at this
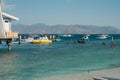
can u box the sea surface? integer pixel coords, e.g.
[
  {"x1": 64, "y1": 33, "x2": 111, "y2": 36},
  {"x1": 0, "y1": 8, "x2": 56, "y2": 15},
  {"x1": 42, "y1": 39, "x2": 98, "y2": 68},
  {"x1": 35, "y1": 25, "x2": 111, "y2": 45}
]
[{"x1": 0, "y1": 34, "x2": 120, "y2": 80}]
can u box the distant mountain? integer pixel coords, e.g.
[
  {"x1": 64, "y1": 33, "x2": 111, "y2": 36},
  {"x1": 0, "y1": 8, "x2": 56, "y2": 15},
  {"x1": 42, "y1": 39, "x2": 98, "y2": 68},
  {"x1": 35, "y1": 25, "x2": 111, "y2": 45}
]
[{"x1": 12, "y1": 23, "x2": 120, "y2": 34}]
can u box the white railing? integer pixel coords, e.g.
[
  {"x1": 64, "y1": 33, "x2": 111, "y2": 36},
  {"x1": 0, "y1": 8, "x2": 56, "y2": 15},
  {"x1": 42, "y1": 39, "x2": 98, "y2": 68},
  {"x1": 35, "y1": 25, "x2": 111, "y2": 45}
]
[{"x1": 5, "y1": 31, "x2": 18, "y2": 38}]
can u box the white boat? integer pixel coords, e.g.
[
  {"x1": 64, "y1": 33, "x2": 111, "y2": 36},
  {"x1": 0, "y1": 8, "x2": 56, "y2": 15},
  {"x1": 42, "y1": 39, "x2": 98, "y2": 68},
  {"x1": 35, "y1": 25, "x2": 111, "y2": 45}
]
[
  {"x1": 62, "y1": 34, "x2": 72, "y2": 37},
  {"x1": 22, "y1": 37, "x2": 34, "y2": 43},
  {"x1": 82, "y1": 34, "x2": 90, "y2": 40},
  {"x1": 97, "y1": 34, "x2": 108, "y2": 39}
]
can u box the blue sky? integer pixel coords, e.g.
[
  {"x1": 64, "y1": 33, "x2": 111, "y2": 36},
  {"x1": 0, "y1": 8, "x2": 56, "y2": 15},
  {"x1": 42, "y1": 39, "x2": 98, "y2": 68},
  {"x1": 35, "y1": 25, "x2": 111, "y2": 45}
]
[{"x1": 3, "y1": 0, "x2": 120, "y2": 28}]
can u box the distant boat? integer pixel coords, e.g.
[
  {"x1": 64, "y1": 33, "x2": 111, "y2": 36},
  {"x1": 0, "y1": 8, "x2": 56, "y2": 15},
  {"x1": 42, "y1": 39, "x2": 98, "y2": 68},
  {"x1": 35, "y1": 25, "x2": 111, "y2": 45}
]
[
  {"x1": 62, "y1": 34, "x2": 72, "y2": 37},
  {"x1": 12, "y1": 37, "x2": 34, "y2": 44},
  {"x1": 82, "y1": 34, "x2": 90, "y2": 40},
  {"x1": 77, "y1": 39, "x2": 85, "y2": 43},
  {"x1": 22, "y1": 37, "x2": 34, "y2": 43},
  {"x1": 55, "y1": 38, "x2": 61, "y2": 42},
  {"x1": 31, "y1": 35, "x2": 52, "y2": 44},
  {"x1": 97, "y1": 34, "x2": 108, "y2": 39}
]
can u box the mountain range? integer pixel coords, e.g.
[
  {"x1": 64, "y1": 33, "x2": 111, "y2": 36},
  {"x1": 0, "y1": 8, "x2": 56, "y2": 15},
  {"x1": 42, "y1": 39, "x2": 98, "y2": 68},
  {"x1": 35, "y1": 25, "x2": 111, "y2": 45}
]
[{"x1": 12, "y1": 23, "x2": 120, "y2": 34}]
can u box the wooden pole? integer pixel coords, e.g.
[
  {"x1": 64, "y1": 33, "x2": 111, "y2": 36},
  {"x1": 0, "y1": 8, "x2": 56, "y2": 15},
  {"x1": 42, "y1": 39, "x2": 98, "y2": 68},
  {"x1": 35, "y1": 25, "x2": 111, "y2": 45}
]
[
  {"x1": 18, "y1": 35, "x2": 22, "y2": 44},
  {"x1": 7, "y1": 40, "x2": 12, "y2": 51},
  {"x1": 111, "y1": 36, "x2": 115, "y2": 48}
]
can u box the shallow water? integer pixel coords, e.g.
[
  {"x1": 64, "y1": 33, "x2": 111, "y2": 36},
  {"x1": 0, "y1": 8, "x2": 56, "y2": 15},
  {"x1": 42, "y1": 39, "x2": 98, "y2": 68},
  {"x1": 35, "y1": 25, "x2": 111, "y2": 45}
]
[{"x1": 0, "y1": 34, "x2": 120, "y2": 80}]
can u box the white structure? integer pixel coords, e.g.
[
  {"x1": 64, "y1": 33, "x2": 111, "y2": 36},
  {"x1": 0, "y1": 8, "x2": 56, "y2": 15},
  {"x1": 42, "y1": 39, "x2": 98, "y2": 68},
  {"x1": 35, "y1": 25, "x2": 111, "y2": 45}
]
[
  {"x1": 3, "y1": 12, "x2": 19, "y2": 32},
  {"x1": 0, "y1": 2, "x2": 19, "y2": 39},
  {"x1": 0, "y1": 2, "x2": 19, "y2": 50}
]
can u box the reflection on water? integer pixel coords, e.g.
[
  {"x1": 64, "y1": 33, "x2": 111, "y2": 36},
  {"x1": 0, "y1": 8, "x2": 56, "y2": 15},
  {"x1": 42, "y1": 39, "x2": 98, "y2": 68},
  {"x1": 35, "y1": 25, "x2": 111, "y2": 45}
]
[{"x1": 0, "y1": 51, "x2": 19, "y2": 80}]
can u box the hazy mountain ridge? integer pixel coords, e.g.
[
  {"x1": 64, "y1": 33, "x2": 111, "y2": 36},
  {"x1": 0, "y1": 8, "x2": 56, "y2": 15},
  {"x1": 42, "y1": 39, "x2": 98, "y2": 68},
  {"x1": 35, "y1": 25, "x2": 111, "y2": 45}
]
[{"x1": 12, "y1": 23, "x2": 120, "y2": 34}]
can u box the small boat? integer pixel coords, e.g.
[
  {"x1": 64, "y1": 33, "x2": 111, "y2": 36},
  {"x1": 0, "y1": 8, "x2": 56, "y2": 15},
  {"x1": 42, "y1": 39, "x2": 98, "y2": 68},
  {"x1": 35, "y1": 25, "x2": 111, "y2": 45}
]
[
  {"x1": 22, "y1": 37, "x2": 34, "y2": 43},
  {"x1": 97, "y1": 34, "x2": 108, "y2": 39},
  {"x1": 77, "y1": 39, "x2": 85, "y2": 43},
  {"x1": 55, "y1": 38, "x2": 61, "y2": 42},
  {"x1": 12, "y1": 37, "x2": 34, "y2": 44},
  {"x1": 31, "y1": 35, "x2": 52, "y2": 44},
  {"x1": 62, "y1": 34, "x2": 72, "y2": 37},
  {"x1": 55, "y1": 36, "x2": 61, "y2": 42},
  {"x1": 82, "y1": 34, "x2": 89, "y2": 40}
]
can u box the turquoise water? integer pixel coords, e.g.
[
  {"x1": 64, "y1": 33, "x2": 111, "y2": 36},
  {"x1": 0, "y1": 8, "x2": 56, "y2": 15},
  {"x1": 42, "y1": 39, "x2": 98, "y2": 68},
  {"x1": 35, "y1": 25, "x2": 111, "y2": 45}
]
[{"x1": 0, "y1": 34, "x2": 120, "y2": 80}]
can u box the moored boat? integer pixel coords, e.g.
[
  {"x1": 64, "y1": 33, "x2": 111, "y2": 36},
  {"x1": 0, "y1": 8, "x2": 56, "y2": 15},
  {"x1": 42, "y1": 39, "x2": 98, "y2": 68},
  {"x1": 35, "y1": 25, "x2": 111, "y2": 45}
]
[
  {"x1": 22, "y1": 37, "x2": 34, "y2": 43},
  {"x1": 55, "y1": 38, "x2": 61, "y2": 42},
  {"x1": 62, "y1": 34, "x2": 72, "y2": 37},
  {"x1": 32, "y1": 39, "x2": 52, "y2": 44},
  {"x1": 97, "y1": 34, "x2": 109, "y2": 39},
  {"x1": 82, "y1": 34, "x2": 90, "y2": 40},
  {"x1": 31, "y1": 35, "x2": 52, "y2": 44}
]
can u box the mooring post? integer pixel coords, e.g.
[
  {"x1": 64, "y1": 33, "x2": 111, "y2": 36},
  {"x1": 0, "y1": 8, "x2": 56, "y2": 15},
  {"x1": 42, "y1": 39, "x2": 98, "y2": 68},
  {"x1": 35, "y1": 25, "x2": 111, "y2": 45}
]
[
  {"x1": 18, "y1": 35, "x2": 22, "y2": 44},
  {"x1": 111, "y1": 36, "x2": 115, "y2": 48},
  {"x1": 8, "y1": 43, "x2": 11, "y2": 51},
  {"x1": 7, "y1": 40, "x2": 12, "y2": 51}
]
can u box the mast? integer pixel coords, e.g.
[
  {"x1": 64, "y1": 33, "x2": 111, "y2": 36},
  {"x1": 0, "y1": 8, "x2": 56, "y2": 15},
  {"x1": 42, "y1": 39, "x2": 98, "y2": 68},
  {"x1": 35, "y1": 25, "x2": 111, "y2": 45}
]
[{"x1": 0, "y1": 0, "x2": 6, "y2": 38}]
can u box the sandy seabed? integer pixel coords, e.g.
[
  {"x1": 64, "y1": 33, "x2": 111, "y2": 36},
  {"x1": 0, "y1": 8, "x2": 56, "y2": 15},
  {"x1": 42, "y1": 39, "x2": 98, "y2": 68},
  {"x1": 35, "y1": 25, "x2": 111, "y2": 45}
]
[{"x1": 36, "y1": 67, "x2": 120, "y2": 80}]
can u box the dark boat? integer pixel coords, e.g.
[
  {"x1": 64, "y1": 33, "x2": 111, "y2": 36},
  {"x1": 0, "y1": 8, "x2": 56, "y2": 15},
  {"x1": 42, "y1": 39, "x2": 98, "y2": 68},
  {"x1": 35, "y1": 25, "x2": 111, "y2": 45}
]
[{"x1": 77, "y1": 39, "x2": 85, "y2": 43}]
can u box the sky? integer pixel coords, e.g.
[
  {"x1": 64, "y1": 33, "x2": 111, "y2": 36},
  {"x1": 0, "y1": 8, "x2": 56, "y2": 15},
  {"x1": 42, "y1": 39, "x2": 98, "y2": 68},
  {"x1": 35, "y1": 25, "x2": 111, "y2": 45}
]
[{"x1": 2, "y1": 0, "x2": 120, "y2": 28}]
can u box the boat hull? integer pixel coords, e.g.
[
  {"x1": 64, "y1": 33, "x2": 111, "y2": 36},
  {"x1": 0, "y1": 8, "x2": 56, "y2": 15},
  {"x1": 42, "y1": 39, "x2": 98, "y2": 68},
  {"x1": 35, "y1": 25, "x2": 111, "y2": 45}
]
[{"x1": 31, "y1": 40, "x2": 52, "y2": 44}]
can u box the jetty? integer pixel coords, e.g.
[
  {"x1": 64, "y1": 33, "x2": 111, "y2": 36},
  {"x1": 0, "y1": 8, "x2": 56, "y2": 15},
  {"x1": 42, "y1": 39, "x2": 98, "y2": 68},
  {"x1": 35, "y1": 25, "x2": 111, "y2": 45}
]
[{"x1": 0, "y1": 1, "x2": 19, "y2": 50}]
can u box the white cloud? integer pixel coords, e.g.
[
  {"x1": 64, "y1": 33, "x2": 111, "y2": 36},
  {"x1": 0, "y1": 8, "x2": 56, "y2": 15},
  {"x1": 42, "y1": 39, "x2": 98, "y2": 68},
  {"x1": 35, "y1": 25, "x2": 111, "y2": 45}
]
[{"x1": 1, "y1": 0, "x2": 15, "y2": 10}]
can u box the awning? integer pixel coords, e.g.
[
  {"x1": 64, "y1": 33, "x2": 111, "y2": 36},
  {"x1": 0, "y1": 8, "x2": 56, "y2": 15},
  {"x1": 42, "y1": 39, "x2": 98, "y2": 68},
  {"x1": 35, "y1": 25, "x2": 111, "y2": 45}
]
[{"x1": 2, "y1": 12, "x2": 19, "y2": 21}]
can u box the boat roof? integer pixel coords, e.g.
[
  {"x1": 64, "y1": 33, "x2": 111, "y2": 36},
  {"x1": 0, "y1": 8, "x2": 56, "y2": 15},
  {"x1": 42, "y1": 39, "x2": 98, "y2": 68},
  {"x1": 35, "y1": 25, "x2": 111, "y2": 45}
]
[{"x1": 2, "y1": 12, "x2": 19, "y2": 21}]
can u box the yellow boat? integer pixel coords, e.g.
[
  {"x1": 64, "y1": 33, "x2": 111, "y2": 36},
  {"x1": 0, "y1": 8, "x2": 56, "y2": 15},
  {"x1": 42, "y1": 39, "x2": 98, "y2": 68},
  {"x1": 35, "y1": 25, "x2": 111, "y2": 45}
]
[
  {"x1": 32, "y1": 39, "x2": 52, "y2": 44},
  {"x1": 31, "y1": 35, "x2": 52, "y2": 44}
]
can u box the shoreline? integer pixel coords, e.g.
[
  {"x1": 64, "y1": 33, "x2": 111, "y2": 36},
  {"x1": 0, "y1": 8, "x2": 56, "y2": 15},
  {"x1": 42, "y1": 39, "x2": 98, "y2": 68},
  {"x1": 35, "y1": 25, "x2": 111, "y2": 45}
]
[{"x1": 37, "y1": 67, "x2": 120, "y2": 80}]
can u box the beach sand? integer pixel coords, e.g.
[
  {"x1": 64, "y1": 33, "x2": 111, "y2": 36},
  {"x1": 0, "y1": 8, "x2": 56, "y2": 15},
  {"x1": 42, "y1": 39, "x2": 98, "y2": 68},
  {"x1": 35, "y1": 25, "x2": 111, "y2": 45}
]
[{"x1": 37, "y1": 67, "x2": 120, "y2": 80}]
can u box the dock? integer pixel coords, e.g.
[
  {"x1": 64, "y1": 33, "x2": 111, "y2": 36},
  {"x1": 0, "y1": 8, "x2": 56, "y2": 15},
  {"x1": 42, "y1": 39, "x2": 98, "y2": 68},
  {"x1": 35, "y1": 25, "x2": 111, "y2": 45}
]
[{"x1": 0, "y1": 1, "x2": 19, "y2": 50}]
